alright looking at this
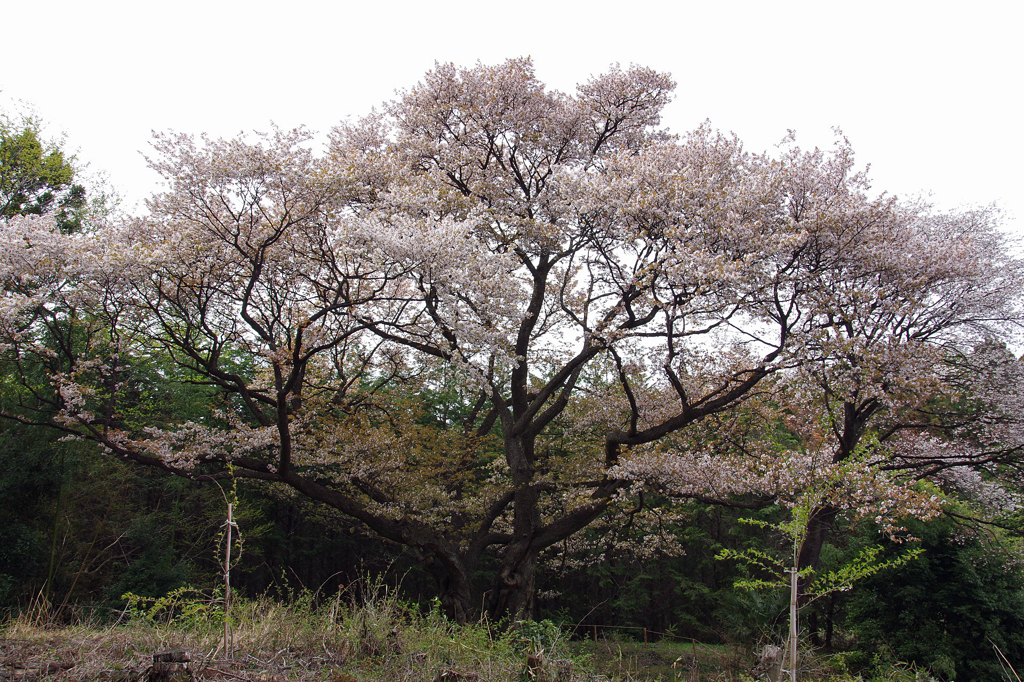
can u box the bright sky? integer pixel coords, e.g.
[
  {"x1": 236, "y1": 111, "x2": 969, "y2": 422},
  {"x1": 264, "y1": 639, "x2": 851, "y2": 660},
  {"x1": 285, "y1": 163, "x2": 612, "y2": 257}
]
[{"x1": 4, "y1": 0, "x2": 1020, "y2": 237}]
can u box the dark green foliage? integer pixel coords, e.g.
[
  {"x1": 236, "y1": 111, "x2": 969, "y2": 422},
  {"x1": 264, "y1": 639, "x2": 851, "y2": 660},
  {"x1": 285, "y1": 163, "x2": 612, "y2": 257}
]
[
  {"x1": 0, "y1": 414, "x2": 226, "y2": 616},
  {"x1": 0, "y1": 422, "x2": 75, "y2": 609},
  {"x1": 541, "y1": 502, "x2": 772, "y2": 643},
  {"x1": 714, "y1": 587, "x2": 788, "y2": 646},
  {"x1": 228, "y1": 484, "x2": 405, "y2": 600},
  {"x1": 107, "y1": 515, "x2": 190, "y2": 602},
  {"x1": 0, "y1": 116, "x2": 86, "y2": 233},
  {"x1": 0, "y1": 522, "x2": 42, "y2": 606},
  {"x1": 848, "y1": 515, "x2": 1024, "y2": 681}
]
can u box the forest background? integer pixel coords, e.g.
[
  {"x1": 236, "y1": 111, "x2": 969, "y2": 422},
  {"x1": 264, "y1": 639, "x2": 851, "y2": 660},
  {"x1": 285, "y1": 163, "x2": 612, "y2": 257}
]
[{"x1": 3, "y1": 53, "x2": 1024, "y2": 682}]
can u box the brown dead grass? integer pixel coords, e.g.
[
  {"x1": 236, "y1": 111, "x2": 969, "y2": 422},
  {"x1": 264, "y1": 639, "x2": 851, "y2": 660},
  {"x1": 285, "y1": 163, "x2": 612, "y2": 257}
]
[{"x1": 0, "y1": 587, "x2": 599, "y2": 682}]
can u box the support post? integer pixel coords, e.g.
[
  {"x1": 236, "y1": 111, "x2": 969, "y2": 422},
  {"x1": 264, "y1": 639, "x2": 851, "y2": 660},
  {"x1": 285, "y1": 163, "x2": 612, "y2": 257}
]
[
  {"x1": 788, "y1": 567, "x2": 798, "y2": 682},
  {"x1": 224, "y1": 503, "x2": 234, "y2": 660}
]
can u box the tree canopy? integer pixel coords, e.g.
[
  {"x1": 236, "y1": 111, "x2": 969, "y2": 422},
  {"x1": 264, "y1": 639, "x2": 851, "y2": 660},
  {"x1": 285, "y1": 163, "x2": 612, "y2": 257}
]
[
  {"x1": 1, "y1": 59, "x2": 1021, "y2": 622},
  {"x1": 0, "y1": 113, "x2": 86, "y2": 233}
]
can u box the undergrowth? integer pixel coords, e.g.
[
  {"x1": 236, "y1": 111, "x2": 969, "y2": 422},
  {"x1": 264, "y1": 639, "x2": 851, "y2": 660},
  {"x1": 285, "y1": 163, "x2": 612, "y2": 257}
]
[
  {"x1": 0, "y1": 581, "x2": 955, "y2": 681},
  {"x1": 1, "y1": 577, "x2": 589, "y2": 681}
]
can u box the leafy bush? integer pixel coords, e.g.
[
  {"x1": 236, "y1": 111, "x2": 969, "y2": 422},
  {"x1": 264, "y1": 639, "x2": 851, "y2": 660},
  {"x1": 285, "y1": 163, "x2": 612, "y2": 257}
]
[{"x1": 848, "y1": 515, "x2": 1024, "y2": 682}]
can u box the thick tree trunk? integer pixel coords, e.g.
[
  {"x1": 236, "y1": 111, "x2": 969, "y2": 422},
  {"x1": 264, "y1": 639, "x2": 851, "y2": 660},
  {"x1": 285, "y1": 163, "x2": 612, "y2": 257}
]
[
  {"x1": 423, "y1": 549, "x2": 476, "y2": 624},
  {"x1": 438, "y1": 567, "x2": 474, "y2": 625},
  {"x1": 489, "y1": 541, "x2": 539, "y2": 621},
  {"x1": 485, "y1": 430, "x2": 543, "y2": 621}
]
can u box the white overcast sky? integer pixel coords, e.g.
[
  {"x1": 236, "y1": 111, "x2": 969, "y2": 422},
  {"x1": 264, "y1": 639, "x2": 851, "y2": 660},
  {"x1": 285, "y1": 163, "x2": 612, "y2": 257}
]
[{"x1": 3, "y1": 0, "x2": 1021, "y2": 236}]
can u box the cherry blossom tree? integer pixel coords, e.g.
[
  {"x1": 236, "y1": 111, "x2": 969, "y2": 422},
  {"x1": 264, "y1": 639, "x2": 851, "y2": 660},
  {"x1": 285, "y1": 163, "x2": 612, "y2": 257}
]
[
  {"x1": 782, "y1": 180, "x2": 1022, "y2": 578},
  {"x1": 595, "y1": 130, "x2": 1024, "y2": 616},
  {"x1": 1, "y1": 59, "x2": 1020, "y2": 622}
]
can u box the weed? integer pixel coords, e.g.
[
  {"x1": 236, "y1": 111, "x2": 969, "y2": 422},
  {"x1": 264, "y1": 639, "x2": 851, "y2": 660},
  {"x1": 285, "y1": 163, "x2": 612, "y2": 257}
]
[{"x1": 0, "y1": 582, "x2": 955, "y2": 682}]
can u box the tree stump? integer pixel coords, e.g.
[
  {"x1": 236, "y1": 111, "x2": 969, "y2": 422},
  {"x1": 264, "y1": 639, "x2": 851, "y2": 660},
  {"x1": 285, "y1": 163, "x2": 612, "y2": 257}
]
[
  {"x1": 148, "y1": 650, "x2": 191, "y2": 682},
  {"x1": 753, "y1": 645, "x2": 783, "y2": 682}
]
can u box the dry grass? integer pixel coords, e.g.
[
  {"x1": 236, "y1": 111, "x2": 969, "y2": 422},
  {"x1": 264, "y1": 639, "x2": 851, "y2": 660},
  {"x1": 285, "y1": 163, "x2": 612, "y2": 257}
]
[
  {"x1": 566, "y1": 638, "x2": 751, "y2": 682},
  {"x1": 0, "y1": 582, "x2": 596, "y2": 681},
  {"x1": 0, "y1": 588, "x2": 940, "y2": 682}
]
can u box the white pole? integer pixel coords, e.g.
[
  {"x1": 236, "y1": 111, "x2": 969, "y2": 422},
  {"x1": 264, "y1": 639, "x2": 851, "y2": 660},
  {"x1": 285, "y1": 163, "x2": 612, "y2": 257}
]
[
  {"x1": 789, "y1": 566, "x2": 798, "y2": 682},
  {"x1": 224, "y1": 503, "x2": 233, "y2": 660}
]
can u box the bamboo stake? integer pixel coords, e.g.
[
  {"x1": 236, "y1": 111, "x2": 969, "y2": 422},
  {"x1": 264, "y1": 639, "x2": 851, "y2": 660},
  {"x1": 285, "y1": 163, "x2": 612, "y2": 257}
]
[
  {"x1": 788, "y1": 566, "x2": 798, "y2": 682},
  {"x1": 224, "y1": 503, "x2": 235, "y2": 660}
]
